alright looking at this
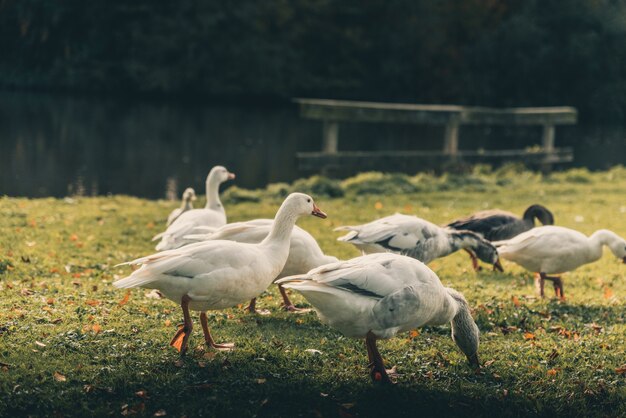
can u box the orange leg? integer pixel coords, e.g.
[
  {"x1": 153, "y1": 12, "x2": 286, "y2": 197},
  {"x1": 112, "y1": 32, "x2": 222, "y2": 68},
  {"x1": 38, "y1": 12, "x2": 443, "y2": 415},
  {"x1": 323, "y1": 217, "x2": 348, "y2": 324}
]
[
  {"x1": 534, "y1": 273, "x2": 545, "y2": 297},
  {"x1": 365, "y1": 331, "x2": 396, "y2": 384},
  {"x1": 278, "y1": 284, "x2": 310, "y2": 313},
  {"x1": 170, "y1": 294, "x2": 193, "y2": 355},
  {"x1": 539, "y1": 273, "x2": 565, "y2": 300},
  {"x1": 200, "y1": 312, "x2": 234, "y2": 351},
  {"x1": 245, "y1": 298, "x2": 257, "y2": 314}
]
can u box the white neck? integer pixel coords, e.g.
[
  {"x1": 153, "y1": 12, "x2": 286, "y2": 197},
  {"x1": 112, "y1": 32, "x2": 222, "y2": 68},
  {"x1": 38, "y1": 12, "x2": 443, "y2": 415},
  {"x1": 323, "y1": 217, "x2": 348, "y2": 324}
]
[
  {"x1": 446, "y1": 288, "x2": 480, "y2": 364},
  {"x1": 589, "y1": 229, "x2": 624, "y2": 259},
  {"x1": 181, "y1": 198, "x2": 193, "y2": 211},
  {"x1": 261, "y1": 205, "x2": 300, "y2": 248},
  {"x1": 205, "y1": 177, "x2": 223, "y2": 212}
]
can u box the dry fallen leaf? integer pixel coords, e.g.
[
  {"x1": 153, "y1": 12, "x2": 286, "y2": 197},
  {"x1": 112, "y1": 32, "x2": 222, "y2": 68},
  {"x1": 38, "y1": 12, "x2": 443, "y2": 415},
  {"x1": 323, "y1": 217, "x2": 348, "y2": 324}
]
[
  {"x1": 409, "y1": 330, "x2": 420, "y2": 338},
  {"x1": 615, "y1": 365, "x2": 626, "y2": 375},
  {"x1": 603, "y1": 287, "x2": 614, "y2": 299},
  {"x1": 256, "y1": 378, "x2": 266, "y2": 384},
  {"x1": 92, "y1": 324, "x2": 102, "y2": 334},
  {"x1": 135, "y1": 390, "x2": 148, "y2": 399},
  {"x1": 153, "y1": 410, "x2": 167, "y2": 417},
  {"x1": 35, "y1": 341, "x2": 46, "y2": 348},
  {"x1": 118, "y1": 291, "x2": 131, "y2": 307},
  {"x1": 174, "y1": 359, "x2": 184, "y2": 368},
  {"x1": 70, "y1": 234, "x2": 79, "y2": 241},
  {"x1": 523, "y1": 332, "x2": 535, "y2": 340},
  {"x1": 547, "y1": 368, "x2": 558, "y2": 376},
  {"x1": 53, "y1": 372, "x2": 67, "y2": 382},
  {"x1": 511, "y1": 296, "x2": 521, "y2": 307},
  {"x1": 374, "y1": 201, "x2": 383, "y2": 210},
  {"x1": 85, "y1": 300, "x2": 100, "y2": 307}
]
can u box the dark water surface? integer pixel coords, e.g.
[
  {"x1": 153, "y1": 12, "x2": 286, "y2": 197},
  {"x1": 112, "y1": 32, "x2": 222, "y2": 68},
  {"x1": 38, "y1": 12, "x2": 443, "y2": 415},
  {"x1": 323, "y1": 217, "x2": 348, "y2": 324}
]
[{"x1": 1, "y1": 92, "x2": 625, "y2": 198}]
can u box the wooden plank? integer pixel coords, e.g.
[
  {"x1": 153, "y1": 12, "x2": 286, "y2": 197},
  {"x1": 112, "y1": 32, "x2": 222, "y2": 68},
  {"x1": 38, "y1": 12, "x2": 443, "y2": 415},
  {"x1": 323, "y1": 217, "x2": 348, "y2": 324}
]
[
  {"x1": 296, "y1": 148, "x2": 573, "y2": 171},
  {"x1": 322, "y1": 121, "x2": 339, "y2": 153},
  {"x1": 542, "y1": 125, "x2": 556, "y2": 151},
  {"x1": 443, "y1": 121, "x2": 459, "y2": 155},
  {"x1": 294, "y1": 98, "x2": 577, "y2": 126}
]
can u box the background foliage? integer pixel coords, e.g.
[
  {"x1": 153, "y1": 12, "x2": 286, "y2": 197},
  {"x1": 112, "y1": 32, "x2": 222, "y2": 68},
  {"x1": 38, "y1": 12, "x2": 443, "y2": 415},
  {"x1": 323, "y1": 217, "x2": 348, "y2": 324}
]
[{"x1": 2, "y1": 0, "x2": 626, "y2": 122}]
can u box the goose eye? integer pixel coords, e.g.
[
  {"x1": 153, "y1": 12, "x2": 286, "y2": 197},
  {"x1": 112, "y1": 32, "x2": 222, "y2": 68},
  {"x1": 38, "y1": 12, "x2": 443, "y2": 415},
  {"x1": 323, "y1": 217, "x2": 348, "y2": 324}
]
[{"x1": 307, "y1": 198, "x2": 311, "y2": 203}]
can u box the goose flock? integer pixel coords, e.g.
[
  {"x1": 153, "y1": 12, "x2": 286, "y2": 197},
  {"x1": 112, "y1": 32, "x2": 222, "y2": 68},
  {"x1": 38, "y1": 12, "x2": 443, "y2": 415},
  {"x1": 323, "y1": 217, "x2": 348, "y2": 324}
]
[{"x1": 114, "y1": 165, "x2": 626, "y2": 384}]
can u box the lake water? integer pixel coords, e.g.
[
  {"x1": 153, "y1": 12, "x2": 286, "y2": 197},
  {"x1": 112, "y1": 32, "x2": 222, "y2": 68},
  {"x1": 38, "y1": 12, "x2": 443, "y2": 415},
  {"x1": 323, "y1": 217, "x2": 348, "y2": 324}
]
[{"x1": 1, "y1": 92, "x2": 625, "y2": 198}]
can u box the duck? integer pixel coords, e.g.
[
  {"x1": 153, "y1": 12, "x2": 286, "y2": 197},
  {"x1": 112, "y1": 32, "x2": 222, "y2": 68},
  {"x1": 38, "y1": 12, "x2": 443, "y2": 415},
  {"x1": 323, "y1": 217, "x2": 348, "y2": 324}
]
[
  {"x1": 184, "y1": 219, "x2": 338, "y2": 313},
  {"x1": 494, "y1": 225, "x2": 626, "y2": 299},
  {"x1": 446, "y1": 204, "x2": 554, "y2": 270},
  {"x1": 166, "y1": 188, "x2": 197, "y2": 226},
  {"x1": 277, "y1": 253, "x2": 481, "y2": 384},
  {"x1": 153, "y1": 166, "x2": 235, "y2": 251},
  {"x1": 335, "y1": 213, "x2": 502, "y2": 271},
  {"x1": 114, "y1": 193, "x2": 327, "y2": 354}
]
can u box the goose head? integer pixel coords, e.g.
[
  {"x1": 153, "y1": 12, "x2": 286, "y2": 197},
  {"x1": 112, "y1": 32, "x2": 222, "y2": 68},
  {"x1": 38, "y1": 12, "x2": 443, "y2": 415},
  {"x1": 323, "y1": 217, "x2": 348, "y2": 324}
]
[
  {"x1": 475, "y1": 241, "x2": 504, "y2": 272},
  {"x1": 447, "y1": 288, "x2": 481, "y2": 369},
  {"x1": 207, "y1": 165, "x2": 236, "y2": 185},
  {"x1": 281, "y1": 193, "x2": 327, "y2": 220},
  {"x1": 182, "y1": 187, "x2": 197, "y2": 202}
]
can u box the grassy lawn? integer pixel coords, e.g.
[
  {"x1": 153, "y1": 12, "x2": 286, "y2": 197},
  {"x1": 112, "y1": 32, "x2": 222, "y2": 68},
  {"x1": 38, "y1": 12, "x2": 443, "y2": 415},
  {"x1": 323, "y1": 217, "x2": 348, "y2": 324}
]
[{"x1": 1, "y1": 167, "x2": 625, "y2": 417}]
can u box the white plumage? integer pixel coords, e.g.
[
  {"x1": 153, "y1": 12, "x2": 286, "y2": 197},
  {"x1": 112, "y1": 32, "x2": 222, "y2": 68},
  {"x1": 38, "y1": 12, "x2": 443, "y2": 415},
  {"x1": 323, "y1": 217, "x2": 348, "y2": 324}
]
[
  {"x1": 277, "y1": 253, "x2": 480, "y2": 383},
  {"x1": 153, "y1": 166, "x2": 234, "y2": 251},
  {"x1": 184, "y1": 219, "x2": 338, "y2": 311},
  {"x1": 336, "y1": 213, "x2": 502, "y2": 270},
  {"x1": 115, "y1": 193, "x2": 328, "y2": 354},
  {"x1": 166, "y1": 187, "x2": 197, "y2": 226},
  {"x1": 494, "y1": 225, "x2": 626, "y2": 298}
]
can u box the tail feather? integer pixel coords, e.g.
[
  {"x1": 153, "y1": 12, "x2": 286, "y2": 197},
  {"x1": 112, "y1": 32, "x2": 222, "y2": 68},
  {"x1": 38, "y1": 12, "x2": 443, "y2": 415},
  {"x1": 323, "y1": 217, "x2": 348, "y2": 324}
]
[
  {"x1": 152, "y1": 232, "x2": 165, "y2": 241},
  {"x1": 336, "y1": 230, "x2": 359, "y2": 242},
  {"x1": 275, "y1": 274, "x2": 310, "y2": 286},
  {"x1": 333, "y1": 226, "x2": 354, "y2": 232},
  {"x1": 183, "y1": 233, "x2": 211, "y2": 242},
  {"x1": 191, "y1": 226, "x2": 216, "y2": 233},
  {"x1": 113, "y1": 267, "x2": 157, "y2": 289}
]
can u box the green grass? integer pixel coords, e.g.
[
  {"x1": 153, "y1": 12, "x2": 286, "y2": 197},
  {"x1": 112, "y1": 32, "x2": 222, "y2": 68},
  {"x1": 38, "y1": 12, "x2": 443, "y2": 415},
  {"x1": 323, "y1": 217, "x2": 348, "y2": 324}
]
[{"x1": 1, "y1": 168, "x2": 626, "y2": 417}]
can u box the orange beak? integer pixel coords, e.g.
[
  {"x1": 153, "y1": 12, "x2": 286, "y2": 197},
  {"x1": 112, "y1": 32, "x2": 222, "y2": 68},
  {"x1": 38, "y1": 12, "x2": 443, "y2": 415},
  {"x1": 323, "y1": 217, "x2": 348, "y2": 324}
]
[
  {"x1": 227, "y1": 172, "x2": 236, "y2": 180},
  {"x1": 311, "y1": 203, "x2": 327, "y2": 219}
]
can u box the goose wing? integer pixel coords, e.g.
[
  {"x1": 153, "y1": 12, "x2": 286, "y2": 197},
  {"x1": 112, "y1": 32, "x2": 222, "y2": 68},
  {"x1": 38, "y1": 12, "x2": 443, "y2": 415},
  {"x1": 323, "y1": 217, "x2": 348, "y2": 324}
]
[
  {"x1": 447, "y1": 210, "x2": 521, "y2": 240},
  {"x1": 114, "y1": 240, "x2": 260, "y2": 289},
  {"x1": 337, "y1": 214, "x2": 439, "y2": 252},
  {"x1": 277, "y1": 253, "x2": 447, "y2": 337}
]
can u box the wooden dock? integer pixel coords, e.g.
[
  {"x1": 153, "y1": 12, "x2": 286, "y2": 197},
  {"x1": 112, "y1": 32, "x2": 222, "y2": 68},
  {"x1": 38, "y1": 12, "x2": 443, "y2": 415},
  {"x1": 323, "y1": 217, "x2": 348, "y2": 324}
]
[{"x1": 294, "y1": 98, "x2": 577, "y2": 172}]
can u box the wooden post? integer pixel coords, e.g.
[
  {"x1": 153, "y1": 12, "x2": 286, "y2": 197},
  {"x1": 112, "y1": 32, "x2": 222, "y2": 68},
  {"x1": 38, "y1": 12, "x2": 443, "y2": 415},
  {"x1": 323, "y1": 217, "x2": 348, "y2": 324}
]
[
  {"x1": 541, "y1": 124, "x2": 555, "y2": 173},
  {"x1": 443, "y1": 121, "x2": 459, "y2": 157},
  {"x1": 322, "y1": 120, "x2": 339, "y2": 154}
]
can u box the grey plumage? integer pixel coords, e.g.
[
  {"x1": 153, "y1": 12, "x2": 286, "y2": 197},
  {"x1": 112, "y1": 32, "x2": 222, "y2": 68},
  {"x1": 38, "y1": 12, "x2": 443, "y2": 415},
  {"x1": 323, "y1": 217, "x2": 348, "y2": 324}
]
[
  {"x1": 446, "y1": 204, "x2": 555, "y2": 242},
  {"x1": 336, "y1": 213, "x2": 500, "y2": 267}
]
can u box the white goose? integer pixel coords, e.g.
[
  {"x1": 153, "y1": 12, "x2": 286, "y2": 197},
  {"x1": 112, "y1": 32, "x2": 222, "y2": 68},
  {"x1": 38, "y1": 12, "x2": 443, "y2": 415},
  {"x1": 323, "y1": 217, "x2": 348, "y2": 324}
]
[
  {"x1": 494, "y1": 226, "x2": 626, "y2": 299},
  {"x1": 185, "y1": 219, "x2": 338, "y2": 312},
  {"x1": 153, "y1": 166, "x2": 234, "y2": 251},
  {"x1": 115, "y1": 193, "x2": 327, "y2": 354},
  {"x1": 277, "y1": 253, "x2": 480, "y2": 384},
  {"x1": 166, "y1": 187, "x2": 197, "y2": 226},
  {"x1": 336, "y1": 213, "x2": 502, "y2": 271}
]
